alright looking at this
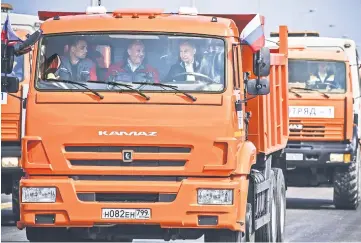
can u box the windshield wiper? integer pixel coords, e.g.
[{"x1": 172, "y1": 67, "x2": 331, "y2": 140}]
[
  {"x1": 88, "y1": 80, "x2": 150, "y2": 100},
  {"x1": 288, "y1": 89, "x2": 302, "y2": 98},
  {"x1": 132, "y1": 81, "x2": 197, "y2": 101},
  {"x1": 46, "y1": 79, "x2": 104, "y2": 99},
  {"x1": 289, "y1": 87, "x2": 330, "y2": 98}
]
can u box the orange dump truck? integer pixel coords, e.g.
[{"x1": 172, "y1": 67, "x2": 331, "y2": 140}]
[
  {"x1": 1, "y1": 29, "x2": 32, "y2": 221},
  {"x1": 3, "y1": 6, "x2": 289, "y2": 242},
  {"x1": 267, "y1": 33, "x2": 360, "y2": 209},
  {"x1": 286, "y1": 47, "x2": 360, "y2": 209}
]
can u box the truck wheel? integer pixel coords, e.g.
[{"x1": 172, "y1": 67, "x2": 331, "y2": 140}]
[
  {"x1": 12, "y1": 177, "x2": 20, "y2": 222},
  {"x1": 333, "y1": 151, "x2": 360, "y2": 209},
  {"x1": 255, "y1": 170, "x2": 277, "y2": 242},
  {"x1": 26, "y1": 227, "x2": 69, "y2": 242},
  {"x1": 204, "y1": 229, "x2": 243, "y2": 242},
  {"x1": 272, "y1": 168, "x2": 286, "y2": 242},
  {"x1": 245, "y1": 203, "x2": 255, "y2": 242}
]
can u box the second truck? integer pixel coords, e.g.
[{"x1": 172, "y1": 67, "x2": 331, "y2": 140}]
[{"x1": 268, "y1": 32, "x2": 361, "y2": 209}]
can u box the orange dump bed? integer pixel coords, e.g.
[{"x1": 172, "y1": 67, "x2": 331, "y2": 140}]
[
  {"x1": 243, "y1": 26, "x2": 289, "y2": 155},
  {"x1": 201, "y1": 14, "x2": 289, "y2": 155}
]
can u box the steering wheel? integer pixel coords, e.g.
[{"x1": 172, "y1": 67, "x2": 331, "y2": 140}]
[{"x1": 169, "y1": 72, "x2": 216, "y2": 84}]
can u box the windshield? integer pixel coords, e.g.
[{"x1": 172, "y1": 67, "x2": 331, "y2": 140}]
[
  {"x1": 288, "y1": 59, "x2": 346, "y2": 93},
  {"x1": 11, "y1": 55, "x2": 24, "y2": 81},
  {"x1": 36, "y1": 33, "x2": 225, "y2": 93}
]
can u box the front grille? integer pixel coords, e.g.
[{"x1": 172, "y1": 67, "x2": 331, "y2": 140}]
[
  {"x1": 65, "y1": 146, "x2": 191, "y2": 153},
  {"x1": 1, "y1": 121, "x2": 20, "y2": 140},
  {"x1": 289, "y1": 119, "x2": 343, "y2": 139},
  {"x1": 64, "y1": 145, "x2": 191, "y2": 168},
  {"x1": 70, "y1": 175, "x2": 187, "y2": 181},
  {"x1": 69, "y1": 160, "x2": 186, "y2": 167}
]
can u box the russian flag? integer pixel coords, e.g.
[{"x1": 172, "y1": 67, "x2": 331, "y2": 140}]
[
  {"x1": 1, "y1": 14, "x2": 23, "y2": 44},
  {"x1": 240, "y1": 14, "x2": 265, "y2": 53}
]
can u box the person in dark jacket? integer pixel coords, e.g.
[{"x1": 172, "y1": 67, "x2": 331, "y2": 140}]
[
  {"x1": 105, "y1": 40, "x2": 160, "y2": 83},
  {"x1": 55, "y1": 37, "x2": 97, "y2": 82},
  {"x1": 164, "y1": 40, "x2": 208, "y2": 82}
]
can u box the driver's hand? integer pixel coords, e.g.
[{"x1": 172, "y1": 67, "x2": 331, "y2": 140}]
[{"x1": 47, "y1": 73, "x2": 59, "y2": 80}]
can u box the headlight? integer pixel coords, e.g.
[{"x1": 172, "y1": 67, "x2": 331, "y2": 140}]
[
  {"x1": 1, "y1": 157, "x2": 19, "y2": 167},
  {"x1": 22, "y1": 187, "x2": 56, "y2": 203},
  {"x1": 329, "y1": 153, "x2": 351, "y2": 163},
  {"x1": 197, "y1": 189, "x2": 233, "y2": 205}
]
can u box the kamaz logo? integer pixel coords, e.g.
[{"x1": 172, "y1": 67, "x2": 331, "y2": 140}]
[{"x1": 98, "y1": 131, "x2": 157, "y2": 136}]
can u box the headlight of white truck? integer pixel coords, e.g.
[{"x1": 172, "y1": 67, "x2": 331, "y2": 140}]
[
  {"x1": 1, "y1": 157, "x2": 19, "y2": 167},
  {"x1": 197, "y1": 189, "x2": 233, "y2": 205},
  {"x1": 22, "y1": 187, "x2": 56, "y2": 203},
  {"x1": 329, "y1": 153, "x2": 351, "y2": 163}
]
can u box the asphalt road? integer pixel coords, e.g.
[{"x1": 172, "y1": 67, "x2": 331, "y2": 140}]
[{"x1": 2, "y1": 187, "x2": 361, "y2": 242}]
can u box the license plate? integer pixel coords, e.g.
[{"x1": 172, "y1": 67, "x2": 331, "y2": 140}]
[
  {"x1": 1, "y1": 92, "x2": 7, "y2": 104},
  {"x1": 286, "y1": 153, "x2": 303, "y2": 161},
  {"x1": 289, "y1": 106, "x2": 334, "y2": 118},
  {"x1": 101, "y1": 208, "x2": 151, "y2": 220}
]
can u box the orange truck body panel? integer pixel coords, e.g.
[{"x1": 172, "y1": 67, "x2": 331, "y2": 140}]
[
  {"x1": 18, "y1": 11, "x2": 289, "y2": 234},
  {"x1": 288, "y1": 49, "x2": 353, "y2": 142},
  {"x1": 1, "y1": 30, "x2": 31, "y2": 142},
  {"x1": 244, "y1": 29, "x2": 289, "y2": 155}
]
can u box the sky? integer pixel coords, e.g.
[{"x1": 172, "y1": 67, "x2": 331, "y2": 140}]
[{"x1": 4, "y1": 0, "x2": 361, "y2": 51}]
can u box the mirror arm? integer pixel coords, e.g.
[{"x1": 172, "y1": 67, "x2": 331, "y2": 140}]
[
  {"x1": 7, "y1": 93, "x2": 23, "y2": 100},
  {"x1": 255, "y1": 51, "x2": 262, "y2": 90},
  {"x1": 243, "y1": 71, "x2": 250, "y2": 103}
]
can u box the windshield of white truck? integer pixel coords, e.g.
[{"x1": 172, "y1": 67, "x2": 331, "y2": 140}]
[
  {"x1": 10, "y1": 55, "x2": 24, "y2": 82},
  {"x1": 288, "y1": 59, "x2": 346, "y2": 93},
  {"x1": 36, "y1": 34, "x2": 225, "y2": 93}
]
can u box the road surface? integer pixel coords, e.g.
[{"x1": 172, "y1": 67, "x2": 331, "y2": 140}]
[{"x1": 2, "y1": 187, "x2": 361, "y2": 242}]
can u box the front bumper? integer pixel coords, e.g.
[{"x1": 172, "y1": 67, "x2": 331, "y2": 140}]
[
  {"x1": 19, "y1": 176, "x2": 247, "y2": 231},
  {"x1": 285, "y1": 141, "x2": 353, "y2": 168}
]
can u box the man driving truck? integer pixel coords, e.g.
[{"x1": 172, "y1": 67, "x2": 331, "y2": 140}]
[
  {"x1": 165, "y1": 40, "x2": 203, "y2": 82},
  {"x1": 308, "y1": 62, "x2": 335, "y2": 86}
]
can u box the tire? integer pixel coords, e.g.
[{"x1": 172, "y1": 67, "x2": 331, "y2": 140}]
[
  {"x1": 245, "y1": 203, "x2": 255, "y2": 242},
  {"x1": 204, "y1": 229, "x2": 243, "y2": 242},
  {"x1": 272, "y1": 168, "x2": 286, "y2": 242},
  {"x1": 12, "y1": 177, "x2": 20, "y2": 222},
  {"x1": 26, "y1": 227, "x2": 69, "y2": 242},
  {"x1": 255, "y1": 170, "x2": 277, "y2": 242},
  {"x1": 333, "y1": 156, "x2": 360, "y2": 210}
]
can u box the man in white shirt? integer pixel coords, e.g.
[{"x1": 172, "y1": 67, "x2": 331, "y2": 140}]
[
  {"x1": 307, "y1": 62, "x2": 335, "y2": 87},
  {"x1": 165, "y1": 41, "x2": 203, "y2": 82}
]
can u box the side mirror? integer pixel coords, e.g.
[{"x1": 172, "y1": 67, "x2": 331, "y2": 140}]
[
  {"x1": 247, "y1": 78, "x2": 270, "y2": 95},
  {"x1": 1, "y1": 75, "x2": 19, "y2": 93},
  {"x1": 13, "y1": 29, "x2": 43, "y2": 56},
  {"x1": 1, "y1": 44, "x2": 15, "y2": 74},
  {"x1": 253, "y1": 47, "x2": 271, "y2": 77}
]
